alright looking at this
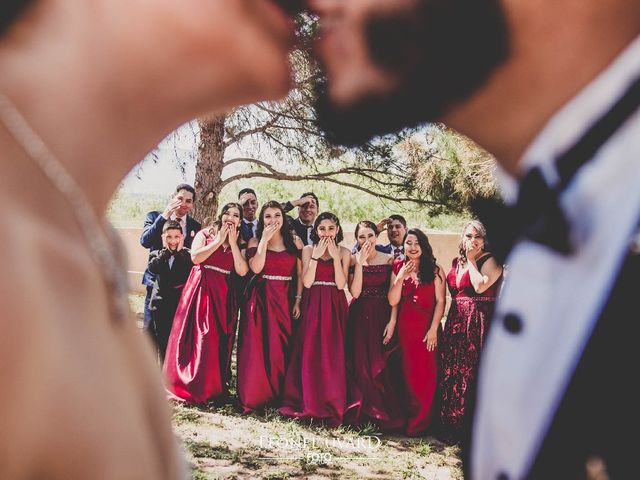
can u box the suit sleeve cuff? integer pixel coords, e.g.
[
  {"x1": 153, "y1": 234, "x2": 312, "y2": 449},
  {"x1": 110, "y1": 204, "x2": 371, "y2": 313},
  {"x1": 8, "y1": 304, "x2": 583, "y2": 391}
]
[{"x1": 283, "y1": 201, "x2": 295, "y2": 213}]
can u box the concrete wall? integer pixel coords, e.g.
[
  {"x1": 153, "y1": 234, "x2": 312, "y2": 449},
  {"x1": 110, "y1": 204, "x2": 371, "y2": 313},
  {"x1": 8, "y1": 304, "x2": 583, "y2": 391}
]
[
  {"x1": 118, "y1": 226, "x2": 461, "y2": 294},
  {"x1": 118, "y1": 228, "x2": 151, "y2": 294}
]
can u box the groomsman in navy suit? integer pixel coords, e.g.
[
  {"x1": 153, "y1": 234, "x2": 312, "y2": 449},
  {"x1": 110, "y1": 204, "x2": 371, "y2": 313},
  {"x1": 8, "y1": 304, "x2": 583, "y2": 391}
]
[
  {"x1": 140, "y1": 184, "x2": 201, "y2": 335},
  {"x1": 376, "y1": 214, "x2": 407, "y2": 259},
  {"x1": 238, "y1": 187, "x2": 259, "y2": 242},
  {"x1": 282, "y1": 192, "x2": 319, "y2": 245}
]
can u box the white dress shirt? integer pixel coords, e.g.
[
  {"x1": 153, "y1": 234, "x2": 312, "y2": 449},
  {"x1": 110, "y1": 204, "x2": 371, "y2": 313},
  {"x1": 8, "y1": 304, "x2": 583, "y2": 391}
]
[
  {"x1": 297, "y1": 218, "x2": 313, "y2": 244},
  {"x1": 472, "y1": 36, "x2": 640, "y2": 479}
]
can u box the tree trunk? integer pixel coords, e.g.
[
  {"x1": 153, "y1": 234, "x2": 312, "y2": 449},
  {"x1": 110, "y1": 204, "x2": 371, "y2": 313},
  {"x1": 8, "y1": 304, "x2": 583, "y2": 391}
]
[{"x1": 194, "y1": 115, "x2": 226, "y2": 225}]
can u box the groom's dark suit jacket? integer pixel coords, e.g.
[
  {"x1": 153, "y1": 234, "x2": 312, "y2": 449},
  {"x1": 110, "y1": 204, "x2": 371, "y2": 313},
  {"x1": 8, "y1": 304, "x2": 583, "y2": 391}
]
[{"x1": 463, "y1": 229, "x2": 640, "y2": 479}]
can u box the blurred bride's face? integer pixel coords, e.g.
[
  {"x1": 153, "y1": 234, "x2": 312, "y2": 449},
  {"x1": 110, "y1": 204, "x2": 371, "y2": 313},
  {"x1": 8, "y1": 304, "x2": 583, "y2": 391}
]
[
  {"x1": 109, "y1": 0, "x2": 295, "y2": 109},
  {"x1": 187, "y1": 0, "x2": 294, "y2": 104}
]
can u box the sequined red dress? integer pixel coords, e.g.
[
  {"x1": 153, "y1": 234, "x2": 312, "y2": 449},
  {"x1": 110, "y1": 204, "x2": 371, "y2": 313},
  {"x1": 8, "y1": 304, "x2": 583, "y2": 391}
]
[{"x1": 439, "y1": 254, "x2": 502, "y2": 438}]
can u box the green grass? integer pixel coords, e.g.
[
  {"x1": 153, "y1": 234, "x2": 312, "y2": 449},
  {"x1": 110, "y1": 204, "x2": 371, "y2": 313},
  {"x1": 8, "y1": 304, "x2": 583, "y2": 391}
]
[
  {"x1": 173, "y1": 407, "x2": 202, "y2": 426},
  {"x1": 411, "y1": 439, "x2": 433, "y2": 457},
  {"x1": 260, "y1": 473, "x2": 292, "y2": 480},
  {"x1": 191, "y1": 468, "x2": 209, "y2": 480},
  {"x1": 401, "y1": 461, "x2": 420, "y2": 479},
  {"x1": 185, "y1": 441, "x2": 229, "y2": 459},
  {"x1": 298, "y1": 456, "x2": 319, "y2": 474}
]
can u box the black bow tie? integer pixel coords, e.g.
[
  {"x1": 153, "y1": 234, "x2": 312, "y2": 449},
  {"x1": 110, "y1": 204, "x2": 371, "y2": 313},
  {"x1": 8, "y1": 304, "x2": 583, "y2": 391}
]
[
  {"x1": 473, "y1": 73, "x2": 640, "y2": 264},
  {"x1": 473, "y1": 168, "x2": 572, "y2": 264}
]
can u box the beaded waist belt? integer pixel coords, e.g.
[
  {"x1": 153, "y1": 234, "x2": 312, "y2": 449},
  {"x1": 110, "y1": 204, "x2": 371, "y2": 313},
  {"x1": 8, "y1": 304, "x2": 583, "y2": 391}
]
[
  {"x1": 203, "y1": 265, "x2": 231, "y2": 275},
  {"x1": 455, "y1": 296, "x2": 495, "y2": 302},
  {"x1": 312, "y1": 281, "x2": 337, "y2": 287},
  {"x1": 262, "y1": 274, "x2": 293, "y2": 281},
  {"x1": 361, "y1": 287, "x2": 387, "y2": 298}
]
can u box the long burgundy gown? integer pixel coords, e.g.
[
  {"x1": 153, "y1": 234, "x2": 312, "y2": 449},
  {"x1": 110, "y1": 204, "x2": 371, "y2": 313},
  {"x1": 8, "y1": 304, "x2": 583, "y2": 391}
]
[
  {"x1": 237, "y1": 248, "x2": 298, "y2": 413},
  {"x1": 439, "y1": 254, "x2": 502, "y2": 438},
  {"x1": 278, "y1": 258, "x2": 351, "y2": 426},
  {"x1": 347, "y1": 263, "x2": 405, "y2": 431},
  {"x1": 393, "y1": 258, "x2": 439, "y2": 436},
  {"x1": 163, "y1": 233, "x2": 239, "y2": 404}
]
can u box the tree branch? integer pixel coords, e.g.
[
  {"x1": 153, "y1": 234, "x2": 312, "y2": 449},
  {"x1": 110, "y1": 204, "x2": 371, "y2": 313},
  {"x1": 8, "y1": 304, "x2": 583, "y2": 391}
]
[
  {"x1": 224, "y1": 114, "x2": 283, "y2": 147},
  {"x1": 267, "y1": 123, "x2": 321, "y2": 137},
  {"x1": 222, "y1": 157, "x2": 408, "y2": 189},
  {"x1": 261, "y1": 131, "x2": 315, "y2": 162},
  {"x1": 255, "y1": 103, "x2": 316, "y2": 125},
  {"x1": 223, "y1": 157, "x2": 280, "y2": 175},
  {"x1": 221, "y1": 171, "x2": 441, "y2": 206}
]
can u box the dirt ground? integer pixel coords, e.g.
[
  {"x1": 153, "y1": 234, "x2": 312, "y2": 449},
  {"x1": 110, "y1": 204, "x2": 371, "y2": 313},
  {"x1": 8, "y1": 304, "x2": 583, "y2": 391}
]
[{"x1": 173, "y1": 402, "x2": 462, "y2": 480}]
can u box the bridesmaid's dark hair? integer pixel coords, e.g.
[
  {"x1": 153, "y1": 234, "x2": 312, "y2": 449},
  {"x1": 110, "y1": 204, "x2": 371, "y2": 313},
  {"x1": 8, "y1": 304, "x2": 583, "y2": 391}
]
[
  {"x1": 1, "y1": 0, "x2": 35, "y2": 36},
  {"x1": 354, "y1": 220, "x2": 379, "y2": 238},
  {"x1": 405, "y1": 228, "x2": 438, "y2": 284},
  {"x1": 310, "y1": 211, "x2": 344, "y2": 245},
  {"x1": 216, "y1": 202, "x2": 246, "y2": 248},
  {"x1": 354, "y1": 220, "x2": 379, "y2": 251},
  {"x1": 256, "y1": 200, "x2": 299, "y2": 255}
]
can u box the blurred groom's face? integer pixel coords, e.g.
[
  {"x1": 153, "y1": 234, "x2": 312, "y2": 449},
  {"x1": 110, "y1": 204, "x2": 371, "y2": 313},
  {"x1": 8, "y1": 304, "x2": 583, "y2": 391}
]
[{"x1": 309, "y1": 0, "x2": 510, "y2": 146}]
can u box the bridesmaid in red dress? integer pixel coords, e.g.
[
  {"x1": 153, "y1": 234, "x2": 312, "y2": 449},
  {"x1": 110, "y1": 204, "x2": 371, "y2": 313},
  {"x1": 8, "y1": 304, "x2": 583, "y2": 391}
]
[
  {"x1": 237, "y1": 201, "x2": 304, "y2": 413},
  {"x1": 439, "y1": 220, "x2": 502, "y2": 440},
  {"x1": 279, "y1": 212, "x2": 353, "y2": 426},
  {"x1": 347, "y1": 221, "x2": 405, "y2": 431},
  {"x1": 163, "y1": 203, "x2": 249, "y2": 404},
  {"x1": 388, "y1": 228, "x2": 445, "y2": 436}
]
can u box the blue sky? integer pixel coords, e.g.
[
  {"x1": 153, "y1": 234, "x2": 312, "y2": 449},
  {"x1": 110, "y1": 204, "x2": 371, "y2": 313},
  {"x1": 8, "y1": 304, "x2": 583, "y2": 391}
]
[{"x1": 121, "y1": 154, "x2": 196, "y2": 194}]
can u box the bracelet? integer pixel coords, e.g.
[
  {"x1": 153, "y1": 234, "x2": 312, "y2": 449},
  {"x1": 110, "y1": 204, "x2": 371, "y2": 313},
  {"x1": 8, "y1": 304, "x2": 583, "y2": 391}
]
[{"x1": 295, "y1": 295, "x2": 302, "y2": 299}]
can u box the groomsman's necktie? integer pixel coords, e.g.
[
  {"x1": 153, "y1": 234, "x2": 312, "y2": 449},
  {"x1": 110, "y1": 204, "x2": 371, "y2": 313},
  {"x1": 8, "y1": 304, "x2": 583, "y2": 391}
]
[
  {"x1": 176, "y1": 217, "x2": 187, "y2": 239},
  {"x1": 246, "y1": 221, "x2": 255, "y2": 240}
]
